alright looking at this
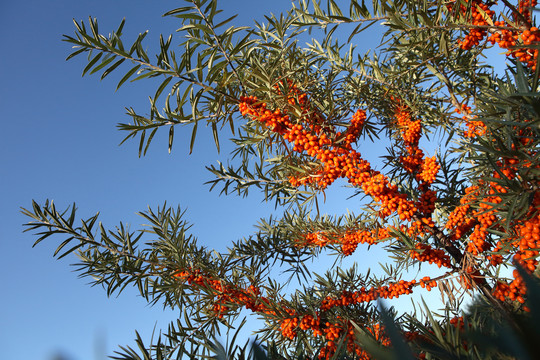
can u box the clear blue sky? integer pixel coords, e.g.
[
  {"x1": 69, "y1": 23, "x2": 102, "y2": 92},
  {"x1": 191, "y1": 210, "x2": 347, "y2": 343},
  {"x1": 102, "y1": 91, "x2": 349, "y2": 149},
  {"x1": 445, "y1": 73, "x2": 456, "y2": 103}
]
[{"x1": 1, "y1": 1, "x2": 506, "y2": 359}]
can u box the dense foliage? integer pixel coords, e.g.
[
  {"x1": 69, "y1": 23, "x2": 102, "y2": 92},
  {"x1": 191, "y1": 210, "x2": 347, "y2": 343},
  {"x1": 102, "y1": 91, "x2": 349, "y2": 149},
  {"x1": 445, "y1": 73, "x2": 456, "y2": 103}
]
[{"x1": 23, "y1": 0, "x2": 540, "y2": 359}]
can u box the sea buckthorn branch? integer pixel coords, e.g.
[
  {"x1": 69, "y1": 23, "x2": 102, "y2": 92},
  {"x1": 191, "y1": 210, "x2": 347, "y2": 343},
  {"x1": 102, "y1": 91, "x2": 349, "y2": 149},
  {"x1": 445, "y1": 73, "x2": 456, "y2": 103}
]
[
  {"x1": 491, "y1": 209, "x2": 540, "y2": 303},
  {"x1": 279, "y1": 272, "x2": 460, "y2": 359},
  {"x1": 238, "y1": 90, "x2": 473, "y2": 301},
  {"x1": 409, "y1": 243, "x2": 453, "y2": 269},
  {"x1": 389, "y1": 99, "x2": 473, "y2": 273},
  {"x1": 238, "y1": 94, "x2": 423, "y2": 223},
  {"x1": 174, "y1": 267, "x2": 270, "y2": 319},
  {"x1": 442, "y1": 173, "x2": 539, "y2": 304},
  {"x1": 300, "y1": 227, "x2": 390, "y2": 256},
  {"x1": 316, "y1": 271, "x2": 452, "y2": 314},
  {"x1": 276, "y1": 278, "x2": 442, "y2": 359},
  {"x1": 170, "y1": 232, "x2": 463, "y2": 358},
  {"x1": 238, "y1": 91, "x2": 457, "y2": 274},
  {"x1": 451, "y1": 155, "x2": 538, "y2": 267},
  {"x1": 385, "y1": 103, "x2": 451, "y2": 273},
  {"x1": 404, "y1": 213, "x2": 488, "y2": 296},
  {"x1": 173, "y1": 266, "x2": 433, "y2": 358},
  {"x1": 319, "y1": 279, "x2": 420, "y2": 311},
  {"x1": 398, "y1": 174, "x2": 516, "y2": 308}
]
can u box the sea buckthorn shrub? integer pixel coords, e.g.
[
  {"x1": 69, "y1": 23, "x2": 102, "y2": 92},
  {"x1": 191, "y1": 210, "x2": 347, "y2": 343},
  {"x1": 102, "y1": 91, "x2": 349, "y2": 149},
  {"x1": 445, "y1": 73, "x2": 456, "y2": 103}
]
[{"x1": 24, "y1": 0, "x2": 540, "y2": 359}]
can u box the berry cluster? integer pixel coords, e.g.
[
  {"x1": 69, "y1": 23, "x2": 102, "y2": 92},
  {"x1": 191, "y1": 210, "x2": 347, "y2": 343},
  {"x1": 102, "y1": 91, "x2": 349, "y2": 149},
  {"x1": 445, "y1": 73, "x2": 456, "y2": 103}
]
[
  {"x1": 393, "y1": 100, "x2": 440, "y2": 224},
  {"x1": 449, "y1": 316, "x2": 465, "y2": 330},
  {"x1": 492, "y1": 212, "x2": 540, "y2": 302},
  {"x1": 445, "y1": 176, "x2": 539, "y2": 297},
  {"x1": 454, "y1": 103, "x2": 487, "y2": 139},
  {"x1": 452, "y1": 0, "x2": 540, "y2": 70},
  {"x1": 409, "y1": 243, "x2": 453, "y2": 269},
  {"x1": 466, "y1": 192, "x2": 501, "y2": 255},
  {"x1": 418, "y1": 276, "x2": 439, "y2": 291},
  {"x1": 489, "y1": 22, "x2": 540, "y2": 71},
  {"x1": 394, "y1": 100, "x2": 441, "y2": 187},
  {"x1": 464, "y1": 119, "x2": 486, "y2": 138},
  {"x1": 445, "y1": 185, "x2": 480, "y2": 240},
  {"x1": 318, "y1": 322, "x2": 391, "y2": 359},
  {"x1": 301, "y1": 227, "x2": 390, "y2": 256},
  {"x1": 454, "y1": 1, "x2": 496, "y2": 50},
  {"x1": 239, "y1": 95, "x2": 420, "y2": 222},
  {"x1": 319, "y1": 279, "x2": 427, "y2": 312},
  {"x1": 174, "y1": 267, "x2": 435, "y2": 358},
  {"x1": 174, "y1": 268, "x2": 263, "y2": 318}
]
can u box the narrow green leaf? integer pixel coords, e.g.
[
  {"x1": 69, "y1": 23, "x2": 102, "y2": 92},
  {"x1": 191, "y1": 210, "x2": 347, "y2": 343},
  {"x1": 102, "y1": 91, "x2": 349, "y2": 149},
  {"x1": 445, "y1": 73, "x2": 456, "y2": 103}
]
[
  {"x1": 82, "y1": 52, "x2": 103, "y2": 76},
  {"x1": 515, "y1": 61, "x2": 530, "y2": 93},
  {"x1": 116, "y1": 64, "x2": 141, "y2": 90},
  {"x1": 168, "y1": 125, "x2": 174, "y2": 154},
  {"x1": 189, "y1": 120, "x2": 198, "y2": 154},
  {"x1": 131, "y1": 70, "x2": 157, "y2": 82},
  {"x1": 211, "y1": 121, "x2": 220, "y2": 153},
  {"x1": 89, "y1": 16, "x2": 99, "y2": 39},
  {"x1": 143, "y1": 128, "x2": 158, "y2": 156},
  {"x1": 90, "y1": 55, "x2": 115, "y2": 75},
  {"x1": 138, "y1": 129, "x2": 146, "y2": 158},
  {"x1": 66, "y1": 47, "x2": 87, "y2": 61},
  {"x1": 101, "y1": 58, "x2": 126, "y2": 79},
  {"x1": 116, "y1": 18, "x2": 126, "y2": 36},
  {"x1": 163, "y1": 6, "x2": 196, "y2": 17},
  {"x1": 154, "y1": 76, "x2": 173, "y2": 101},
  {"x1": 214, "y1": 14, "x2": 238, "y2": 29},
  {"x1": 178, "y1": 23, "x2": 213, "y2": 34}
]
